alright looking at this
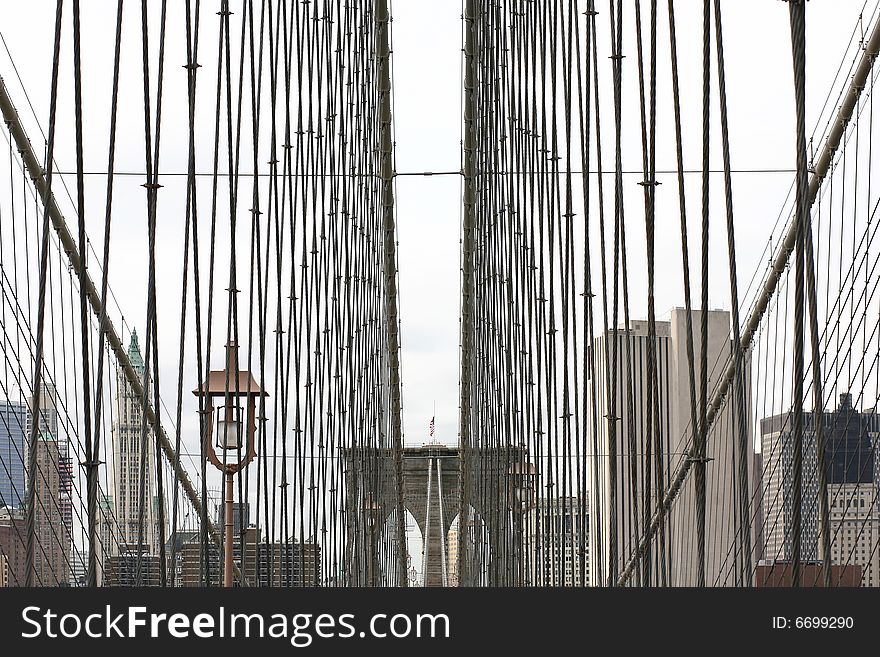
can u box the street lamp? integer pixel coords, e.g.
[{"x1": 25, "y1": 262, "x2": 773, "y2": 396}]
[
  {"x1": 508, "y1": 461, "x2": 537, "y2": 586},
  {"x1": 193, "y1": 341, "x2": 266, "y2": 587},
  {"x1": 509, "y1": 461, "x2": 537, "y2": 511}
]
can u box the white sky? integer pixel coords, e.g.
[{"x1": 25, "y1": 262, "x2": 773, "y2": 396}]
[{"x1": 0, "y1": 1, "x2": 874, "y2": 484}]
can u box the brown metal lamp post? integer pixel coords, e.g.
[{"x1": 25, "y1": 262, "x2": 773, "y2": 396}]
[
  {"x1": 193, "y1": 342, "x2": 266, "y2": 587},
  {"x1": 509, "y1": 461, "x2": 537, "y2": 586}
]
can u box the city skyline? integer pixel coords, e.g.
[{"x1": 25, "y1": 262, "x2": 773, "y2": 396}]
[{"x1": 1, "y1": 0, "x2": 880, "y2": 592}]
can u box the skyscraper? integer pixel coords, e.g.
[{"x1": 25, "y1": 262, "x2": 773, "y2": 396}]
[
  {"x1": 828, "y1": 483, "x2": 879, "y2": 587},
  {"x1": 58, "y1": 442, "x2": 74, "y2": 583},
  {"x1": 29, "y1": 382, "x2": 59, "y2": 438},
  {"x1": 0, "y1": 505, "x2": 25, "y2": 585},
  {"x1": 256, "y1": 541, "x2": 322, "y2": 587},
  {"x1": 760, "y1": 412, "x2": 821, "y2": 563},
  {"x1": 0, "y1": 400, "x2": 27, "y2": 509},
  {"x1": 589, "y1": 309, "x2": 753, "y2": 586},
  {"x1": 447, "y1": 525, "x2": 459, "y2": 587},
  {"x1": 760, "y1": 393, "x2": 880, "y2": 586},
  {"x1": 93, "y1": 494, "x2": 116, "y2": 585},
  {"x1": 179, "y1": 526, "x2": 259, "y2": 587},
  {"x1": 32, "y1": 433, "x2": 69, "y2": 586},
  {"x1": 21, "y1": 382, "x2": 72, "y2": 586},
  {"x1": 524, "y1": 497, "x2": 588, "y2": 586},
  {"x1": 110, "y1": 331, "x2": 158, "y2": 555}
]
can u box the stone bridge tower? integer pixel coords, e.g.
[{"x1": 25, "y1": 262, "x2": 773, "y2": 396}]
[{"x1": 342, "y1": 444, "x2": 529, "y2": 586}]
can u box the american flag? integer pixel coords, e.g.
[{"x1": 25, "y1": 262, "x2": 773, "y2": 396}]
[{"x1": 429, "y1": 416, "x2": 435, "y2": 437}]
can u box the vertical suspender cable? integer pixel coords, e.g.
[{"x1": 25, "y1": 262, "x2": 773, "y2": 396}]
[
  {"x1": 694, "y1": 0, "x2": 712, "y2": 589},
  {"x1": 87, "y1": 0, "x2": 125, "y2": 589},
  {"x1": 788, "y1": 0, "x2": 808, "y2": 588},
  {"x1": 70, "y1": 0, "x2": 98, "y2": 589},
  {"x1": 21, "y1": 0, "x2": 64, "y2": 588},
  {"x1": 713, "y1": 0, "x2": 752, "y2": 586}
]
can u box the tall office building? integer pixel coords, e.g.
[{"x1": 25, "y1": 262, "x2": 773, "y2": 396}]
[
  {"x1": 219, "y1": 502, "x2": 250, "y2": 537},
  {"x1": 1, "y1": 385, "x2": 73, "y2": 586},
  {"x1": 58, "y1": 442, "x2": 74, "y2": 583},
  {"x1": 760, "y1": 393, "x2": 880, "y2": 586},
  {"x1": 30, "y1": 382, "x2": 59, "y2": 437},
  {"x1": 21, "y1": 383, "x2": 70, "y2": 586},
  {"x1": 110, "y1": 331, "x2": 159, "y2": 555},
  {"x1": 829, "y1": 483, "x2": 880, "y2": 587},
  {"x1": 69, "y1": 555, "x2": 86, "y2": 587},
  {"x1": 179, "y1": 526, "x2": 259, "y2": 586},
  {"x1": 87, "y1": 494, "x2": 118, "y2": 585},
  {"x1": 589, "y1": 309, "x2": 753, "y2": 586},
  {"x1": 524, "y1": 497, "x2": 588, "y2": 586},
  {"x1": 257, "y1": 541, "x2": 322, "y2": 587},
  {"x1": 760, "y1": 413, "x2": 821, "y2": 562},
  {"x1": 32, "y1": 433, "x2": 69, "y2": 585},
  {"x1": 0, "y1": 400, "x2": 27, "y2": 509},
  {"x1": 98, "y1": 494, "x2": 115, "y2": 563},
  {"x1": 753, "y1": 451, "x2": 765, "y2": 563},
  {"x1": 104, "y1": 553, "x2": 162, "y2": 586},
  {"x1": 0, "y1": 505, "x2": 25, "y2": 585},
  {"x1": 447, "y1": 525, "x2": 459, "y2": 587}
]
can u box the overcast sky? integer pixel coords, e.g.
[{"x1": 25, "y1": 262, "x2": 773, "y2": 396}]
[{"x1": 0, "y1": 1, "x2": 873, "y2": 461}]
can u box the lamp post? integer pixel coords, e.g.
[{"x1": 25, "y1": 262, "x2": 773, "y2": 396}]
[
  {"x1": 508, "y1": 461, "x2": 537, "y2": 586},
  {"x1": 193, "y1": 342, "x2": 266, "y2": 587}
]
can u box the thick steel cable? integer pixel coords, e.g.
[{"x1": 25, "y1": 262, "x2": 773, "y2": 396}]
[
  {"x1": 712, "y1": 0, "x2": 751, "y2": 586},
  {"x1": 633, "y1": 0, "x2": 659, "y2": 585},
  {"x1": 86, "y1": 0, "x2": 125, "y2": 589},
  {"x1": 69, "y1": 0, "x2": 97, "y2": 589},
  {"x1": 788, "y1": 0, "x2": 809, "y2": 587},
  {"x1": 168, "y1": 0, "x2": 201, "y2": 588},
  {"x1": 23, "y1": 0, "x2": 63, "y2": 588},
  {"x1": 692, "y1": 0, "x2": 712, "y2": 589}
]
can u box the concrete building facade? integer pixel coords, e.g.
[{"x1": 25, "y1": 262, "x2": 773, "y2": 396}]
[
  {"x1": 32, "y1": 434, "x2": 69, "y2": 586},
  {"x1": 589, "y1": 309, "x2": 753, "y2": 586},
  {"x1": 760, "y1": 393, "x2": 880, "y2": 586},
  {"x1": 524, "y1": 497, "x2": 588, "y2": 586}
]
